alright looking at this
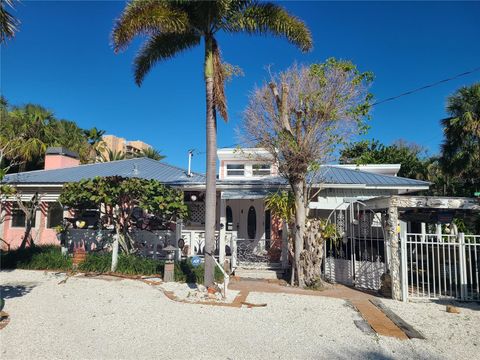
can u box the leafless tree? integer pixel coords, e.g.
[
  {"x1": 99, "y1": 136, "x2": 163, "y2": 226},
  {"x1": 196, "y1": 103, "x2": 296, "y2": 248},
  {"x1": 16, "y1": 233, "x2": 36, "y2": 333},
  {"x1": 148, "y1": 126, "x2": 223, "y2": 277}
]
[{"x1": 242, "y1": 60, "x2": 373, "y2": 287}]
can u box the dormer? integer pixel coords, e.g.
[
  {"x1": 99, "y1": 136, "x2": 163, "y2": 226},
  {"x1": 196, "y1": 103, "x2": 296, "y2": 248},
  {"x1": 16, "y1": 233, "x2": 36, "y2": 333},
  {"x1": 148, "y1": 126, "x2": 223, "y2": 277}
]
[{"x1": 217, "y1": 148, "x2": 278, "y2": 180}]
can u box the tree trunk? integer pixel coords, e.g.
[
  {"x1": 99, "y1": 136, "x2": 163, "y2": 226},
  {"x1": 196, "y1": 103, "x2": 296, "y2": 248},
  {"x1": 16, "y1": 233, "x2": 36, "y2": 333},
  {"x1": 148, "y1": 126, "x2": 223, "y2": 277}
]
[
  {"x1": 19, "y1": 216, "x2": 34, "y2": 250},
  {"x1": 301, "y1": 219, "x2": 327, "y2": 288},
  {"x1": 203, "y1": 36, "x2": 216, "y2": 287},
  {"x1": 292, "y1": 179, "x2": 306, "y2": 287}
]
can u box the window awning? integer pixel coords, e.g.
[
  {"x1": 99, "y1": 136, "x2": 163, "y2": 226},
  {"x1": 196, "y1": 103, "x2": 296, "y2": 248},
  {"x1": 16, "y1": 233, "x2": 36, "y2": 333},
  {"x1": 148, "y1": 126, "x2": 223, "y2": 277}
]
[{"x1": 221, "y1": 190, "x2": 272, "y2": 200}]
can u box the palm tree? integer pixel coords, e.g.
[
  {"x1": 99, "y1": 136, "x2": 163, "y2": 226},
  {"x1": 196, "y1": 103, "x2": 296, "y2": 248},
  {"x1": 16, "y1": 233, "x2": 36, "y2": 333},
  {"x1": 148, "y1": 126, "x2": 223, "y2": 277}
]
[
  {"x1": 84, "y1": 127, "x2": 106, "y2": 146},
  {"x1": 440, "y1": 83, "x2": 480, "y2": 196},
  {"x1": 100, "y1": 149, "x2": 126, "y2": 162},
  {"x1": 7, "y1": 104, "x2": 55, "y2": 169},
  {"x1": 112, "y1": 0, "x2": 312, "y2": 286},
  {"x1": 138, "y1": 147, "x2": 165, "y2": 161},
  {"x1": 0, "y1": 0, "x2": 19, "y2": 44}
]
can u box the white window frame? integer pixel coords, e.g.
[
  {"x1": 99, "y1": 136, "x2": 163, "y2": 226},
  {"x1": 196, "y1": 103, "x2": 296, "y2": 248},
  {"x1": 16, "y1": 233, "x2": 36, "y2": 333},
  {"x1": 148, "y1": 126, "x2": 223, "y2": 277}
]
[
  {"x1": 226, "y1": 163, "x2": 245, "y2": 177},
  {"x1": 252, "y1": 163, "x2": 271, "y2": 177}
]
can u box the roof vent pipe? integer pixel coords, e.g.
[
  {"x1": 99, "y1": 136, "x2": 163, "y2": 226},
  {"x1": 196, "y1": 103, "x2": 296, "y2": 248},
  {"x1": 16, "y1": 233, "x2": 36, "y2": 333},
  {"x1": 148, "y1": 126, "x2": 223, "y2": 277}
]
[{"x1": 187, "y1": 149, "x2": 194, "y2": 177}]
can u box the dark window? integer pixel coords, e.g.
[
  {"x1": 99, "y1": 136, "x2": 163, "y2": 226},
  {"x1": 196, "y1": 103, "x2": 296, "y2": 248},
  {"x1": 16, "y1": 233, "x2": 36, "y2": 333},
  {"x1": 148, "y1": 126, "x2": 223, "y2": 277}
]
[
  {"x1": 11, "y1": 207, "x2": 36, "y2": 228},
  {"x1": 226, "y1": 164, "x2": 245, "y2": 176},
  {"x1": 264, "y1": 209, "x2": 271, "y2": 249},
  {"x1": 247, "y1": 206, "x2": 256, "y2": 239},
  {"x1": 226, "y1": 206, "x2": 233, "y2": 231},
  {"x1": 252, "y1": 164, "x2": 271, "y2": 176},
  {"x1": 47, "y1": 203, "x2": 64, "y2": 228}
]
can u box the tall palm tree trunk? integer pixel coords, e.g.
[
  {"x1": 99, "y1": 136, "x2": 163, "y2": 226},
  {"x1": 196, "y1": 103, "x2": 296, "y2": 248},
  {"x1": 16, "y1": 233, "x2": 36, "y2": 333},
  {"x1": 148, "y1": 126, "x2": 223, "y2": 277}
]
[{"x1": 204, "y1": 37, "x2": 216, "y2": 287}]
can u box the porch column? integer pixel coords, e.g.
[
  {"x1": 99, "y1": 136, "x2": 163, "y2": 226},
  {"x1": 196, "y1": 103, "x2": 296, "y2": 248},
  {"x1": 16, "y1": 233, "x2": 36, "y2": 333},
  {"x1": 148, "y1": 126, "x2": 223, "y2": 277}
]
[
  {"x1": 175, "y1": 218, "x2": 183, "y2": 261},
  {"x1": 386, "y1": 204, "x2": 401, "y2": 300},
  {"x1": 219, "y1": 195, "x2": 226, "y2": 265}
]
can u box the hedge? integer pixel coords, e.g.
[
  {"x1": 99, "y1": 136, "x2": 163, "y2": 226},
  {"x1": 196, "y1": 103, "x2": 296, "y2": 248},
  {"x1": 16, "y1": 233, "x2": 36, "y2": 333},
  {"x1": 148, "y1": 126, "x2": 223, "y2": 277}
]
[{"x1": 1, "y1": 246, "x2": 224, "y2": 284}]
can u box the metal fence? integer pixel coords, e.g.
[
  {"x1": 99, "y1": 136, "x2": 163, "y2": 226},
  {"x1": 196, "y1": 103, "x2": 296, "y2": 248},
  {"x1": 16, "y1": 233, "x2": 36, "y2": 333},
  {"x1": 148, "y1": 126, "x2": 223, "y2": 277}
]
[{"x1": 402, "y1": 233, "x2": 480, "y2": 301}]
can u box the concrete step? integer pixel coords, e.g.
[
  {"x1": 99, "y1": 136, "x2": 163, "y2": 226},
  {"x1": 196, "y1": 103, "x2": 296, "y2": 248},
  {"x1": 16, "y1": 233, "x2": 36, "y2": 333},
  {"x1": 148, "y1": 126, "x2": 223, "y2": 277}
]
[{"x1": 235, "y1": 267, "x2": 285, "y2": 280}]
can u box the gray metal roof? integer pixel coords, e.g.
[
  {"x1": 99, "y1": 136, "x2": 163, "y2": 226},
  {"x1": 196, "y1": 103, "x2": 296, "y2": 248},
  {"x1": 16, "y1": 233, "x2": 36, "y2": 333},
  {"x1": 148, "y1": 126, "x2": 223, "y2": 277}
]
[
  {"x1": 2, "y1": 158, "x2": 205, "y2": 186},
  {"x1": 2, "y1": 159, "x2": 429, "y2": 189},
  {"x1": 312, "y1": 166, "x2": 430, "y2": 187},
  {"x1": 217, "y1": 166, "x2": 429, "y2": 188}
]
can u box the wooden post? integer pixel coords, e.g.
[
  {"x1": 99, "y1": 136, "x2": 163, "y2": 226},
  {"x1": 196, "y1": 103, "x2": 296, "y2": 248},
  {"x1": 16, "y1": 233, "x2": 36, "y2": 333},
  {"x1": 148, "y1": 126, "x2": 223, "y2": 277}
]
[
  {"x1": 219, "y1": 196, "x2": 226, "y2": 265},
  {"x1": 386, "y1": 204, "x2": 401, "y2": 300},
  {"x1": 281, "y1": 221, "x2": 289, "y2": 269}
]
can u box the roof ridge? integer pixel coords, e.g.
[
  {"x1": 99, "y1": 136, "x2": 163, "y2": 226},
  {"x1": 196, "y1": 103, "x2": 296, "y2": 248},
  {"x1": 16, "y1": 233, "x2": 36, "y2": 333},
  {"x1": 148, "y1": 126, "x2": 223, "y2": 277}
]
[{"x1": 141, "y1": 157, "x2": 206, "y2": 178}]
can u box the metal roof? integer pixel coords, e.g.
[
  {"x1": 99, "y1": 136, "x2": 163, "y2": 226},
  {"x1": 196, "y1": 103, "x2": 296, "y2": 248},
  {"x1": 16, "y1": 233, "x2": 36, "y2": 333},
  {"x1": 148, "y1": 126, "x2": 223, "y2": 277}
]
[
  {"x1": 2, "y1": 159, "x2": 429, "y2": 189},
  {"x1": 2, "y1": 158, "x2": 205, "y2": 186},
  {"x1": 217, "y1": 166, "x2": 429, "y2": 189},
  {"x1": 311, "y1": 166, "x2": 430, "y2": 188}
]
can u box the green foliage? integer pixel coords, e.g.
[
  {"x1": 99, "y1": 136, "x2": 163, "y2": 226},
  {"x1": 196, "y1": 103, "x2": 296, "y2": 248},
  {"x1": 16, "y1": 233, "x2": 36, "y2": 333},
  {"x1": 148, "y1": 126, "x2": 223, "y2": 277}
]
[
  {"x1": 60, "y1": 176, "x2": 187, "y2": 223},
  {"x1": 340, "y1": 139, "x2": 429, "y2": 180},
  {"x1": 174, "y1": 259, "x2": 224, "y2": 284},
  {"x1": 78, "y1": 253, "x2": 165, "y2": 275},
  {"x1": 265, "y1": 191, "x2": 295, "y2": 223},
  {"x1": 0, "y1": 99, "x2": 105, "y2": 171},
  {"x1": 0, "y1": 0, "x2": 19, "y2": 44},
  {"x1": 1, "y1": 245, "x2": 72, "y2": 270},
  {"x1": 440, "y1": 83, "x2": 480, "y2": 196}
]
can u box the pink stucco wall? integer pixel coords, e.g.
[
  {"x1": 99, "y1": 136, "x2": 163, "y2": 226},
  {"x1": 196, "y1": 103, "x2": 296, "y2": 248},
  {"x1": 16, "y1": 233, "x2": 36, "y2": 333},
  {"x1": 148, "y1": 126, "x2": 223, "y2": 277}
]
[
  {"x1": 44, "y1": 155, "x2": 80, "y2": 170},
  {"x1": 1, "y1": 202, "x2": 60, "y2": 250}
]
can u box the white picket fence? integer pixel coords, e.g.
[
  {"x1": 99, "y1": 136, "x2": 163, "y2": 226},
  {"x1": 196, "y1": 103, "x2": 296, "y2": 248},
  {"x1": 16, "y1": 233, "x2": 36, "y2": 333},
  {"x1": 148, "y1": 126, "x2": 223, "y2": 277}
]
[{"x1": 401, "y1": 233, "x2": 480, "y2": 301}]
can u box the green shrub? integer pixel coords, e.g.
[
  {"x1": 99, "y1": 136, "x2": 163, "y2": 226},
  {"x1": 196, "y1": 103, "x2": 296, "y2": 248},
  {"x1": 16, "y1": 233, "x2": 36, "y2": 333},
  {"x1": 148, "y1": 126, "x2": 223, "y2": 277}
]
[
  {"x1": 1, "y1": 247, "x2": 224, "y2": 284},
  {"x1": 174, "y1": 259, "x2": 224, "y2": 284},
  {"x1": 1, "y1": 245, "x2": 72, "y2": 271},
  {"x1": 78, "y1": 253, "x2": 165, "y2": 276}
]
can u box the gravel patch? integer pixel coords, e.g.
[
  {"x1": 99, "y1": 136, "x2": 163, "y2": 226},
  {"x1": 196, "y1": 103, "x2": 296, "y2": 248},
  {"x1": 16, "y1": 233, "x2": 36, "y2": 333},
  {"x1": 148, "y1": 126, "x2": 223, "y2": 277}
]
[
  {"x1": 0, "y1": 270, "x2": 471, "y2": 359},
  {"x1": 382, "y1": 298, "x2": 480, "y2": 359}
]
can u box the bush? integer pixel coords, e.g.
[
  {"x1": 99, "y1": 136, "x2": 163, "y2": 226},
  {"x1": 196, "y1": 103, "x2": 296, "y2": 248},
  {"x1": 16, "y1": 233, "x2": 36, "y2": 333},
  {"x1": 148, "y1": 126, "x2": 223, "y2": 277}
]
[
  {"x1": 1, "y1": 245, "x2": 72, "y2": 271},
  {"x1": 78, "y1": 253, "x2": 164, "y2": 276},
  {"x1": 174, "y1": 259, "x2": 224, "y2": 284},
  {"x1": 1, "y1": 247, "x2": 224, "y2": 284}
]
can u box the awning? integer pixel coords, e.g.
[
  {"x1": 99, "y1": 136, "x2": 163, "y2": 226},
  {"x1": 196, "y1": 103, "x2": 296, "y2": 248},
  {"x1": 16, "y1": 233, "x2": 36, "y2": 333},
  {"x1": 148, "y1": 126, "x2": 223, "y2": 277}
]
[{"x1": 221, "y1": 189, "x2": 272, "y2": 200}]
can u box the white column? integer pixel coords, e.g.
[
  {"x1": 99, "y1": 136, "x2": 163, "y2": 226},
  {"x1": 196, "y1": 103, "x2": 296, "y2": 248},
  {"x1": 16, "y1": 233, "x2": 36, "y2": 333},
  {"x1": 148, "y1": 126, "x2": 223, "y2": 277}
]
[
  {"x1": 219, "y1": 195, "x2": 226, "y2": 265},
  {"x1": 175, "y1": 218, "x2": 183, "y2": 261}
]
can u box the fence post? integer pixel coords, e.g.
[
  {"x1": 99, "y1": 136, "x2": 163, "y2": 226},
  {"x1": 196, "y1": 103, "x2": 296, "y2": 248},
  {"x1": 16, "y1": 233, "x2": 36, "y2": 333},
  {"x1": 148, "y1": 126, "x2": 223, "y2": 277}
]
[
  {"x1": 459, "y1": 232, "x2": 467, "y2": 301},
  {"x1": 230, "y1": 233, "x2": 237, "y2": 271},
  {"x1": 400, "y1": 221, "x2": 408, "y2": 302}
]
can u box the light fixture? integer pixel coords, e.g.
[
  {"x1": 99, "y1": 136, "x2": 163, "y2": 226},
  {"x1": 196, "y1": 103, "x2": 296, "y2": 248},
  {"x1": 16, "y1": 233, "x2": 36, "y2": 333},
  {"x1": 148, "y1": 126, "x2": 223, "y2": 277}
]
[{"x1": 190, "y1": 194, "x2": 197, "y2": 202}]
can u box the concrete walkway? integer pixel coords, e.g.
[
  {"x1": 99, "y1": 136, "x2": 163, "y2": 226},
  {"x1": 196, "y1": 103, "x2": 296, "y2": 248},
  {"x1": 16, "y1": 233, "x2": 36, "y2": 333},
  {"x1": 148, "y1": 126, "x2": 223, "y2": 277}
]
[{"x1": 228, "y1": 278, "x2": 408, "y2": 340}]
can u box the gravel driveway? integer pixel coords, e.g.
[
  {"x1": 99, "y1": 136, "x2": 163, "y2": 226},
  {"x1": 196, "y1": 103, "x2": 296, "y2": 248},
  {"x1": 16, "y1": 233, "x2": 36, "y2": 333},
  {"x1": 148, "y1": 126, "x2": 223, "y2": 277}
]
[{"x1": 0, "y1": 270, "x2": 478, "y2": 359}]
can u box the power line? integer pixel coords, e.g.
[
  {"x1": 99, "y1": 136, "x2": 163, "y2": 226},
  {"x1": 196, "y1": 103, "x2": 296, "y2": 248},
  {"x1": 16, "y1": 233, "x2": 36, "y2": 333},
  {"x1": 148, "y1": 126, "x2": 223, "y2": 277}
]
[{"x1": 372, "y1": 66, "x2": 480, "y2": 106}]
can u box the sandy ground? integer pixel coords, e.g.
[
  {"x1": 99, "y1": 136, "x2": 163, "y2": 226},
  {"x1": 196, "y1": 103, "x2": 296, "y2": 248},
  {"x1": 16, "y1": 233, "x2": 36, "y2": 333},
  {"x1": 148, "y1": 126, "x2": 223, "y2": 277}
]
[{"x1": 0, "y1": 270, "x2": 478, "y2": 360}]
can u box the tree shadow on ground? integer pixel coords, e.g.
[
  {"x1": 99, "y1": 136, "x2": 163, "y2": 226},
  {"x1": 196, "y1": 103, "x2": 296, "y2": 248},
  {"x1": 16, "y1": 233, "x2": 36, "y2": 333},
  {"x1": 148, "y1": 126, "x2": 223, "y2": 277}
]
[
  {"x1": 1, "y1": 283, "x2": 36, "y2": 299},
  {"x1": 432, "y1": 299, "x2": 480, "y2": 311}
]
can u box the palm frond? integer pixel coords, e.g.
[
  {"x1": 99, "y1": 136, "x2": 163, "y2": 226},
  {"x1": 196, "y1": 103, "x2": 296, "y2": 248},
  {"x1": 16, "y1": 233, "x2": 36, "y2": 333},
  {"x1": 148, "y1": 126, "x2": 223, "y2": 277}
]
[
  {"x1": 133, "y1": 31, "x2": 200, "y2": 85},
  {"x1": 112, "y1": 0, "x2": 190, "y2": 53},
  {"x1": 0, "y1": 0, "x2": 19, "y2": 44},
  {"x1": 223, "y1": 2, "x2": 313, "y2": 52}
]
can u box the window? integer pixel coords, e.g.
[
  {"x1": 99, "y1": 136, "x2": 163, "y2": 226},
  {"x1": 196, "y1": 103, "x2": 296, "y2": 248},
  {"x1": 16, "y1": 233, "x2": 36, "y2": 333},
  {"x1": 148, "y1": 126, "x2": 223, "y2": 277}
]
[
  {"x1": 226, "y1": 164, "x2": 245, "y2": 176},
  {"x1": 247, "y1": 206, "x2": 257, "y2": 239},
  {"x1": 252, "y1": 164, "x2": 271, "y2": 176},
  {"x1": 226, "y1": 206, "x2": 233, "y2": 231},
  {"x1": 11, "y1": 207, "x2": 36, "y2": 228},
  {"x1": 47, "y1": 203, "x2": 64, "y2": 228}
]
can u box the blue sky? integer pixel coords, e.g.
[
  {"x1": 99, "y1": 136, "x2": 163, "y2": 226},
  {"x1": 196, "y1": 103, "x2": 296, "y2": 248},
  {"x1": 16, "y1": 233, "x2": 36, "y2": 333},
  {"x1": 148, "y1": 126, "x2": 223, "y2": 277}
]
[{"x1": 2, "y1": 1, "x2": 479, "y2": 172}]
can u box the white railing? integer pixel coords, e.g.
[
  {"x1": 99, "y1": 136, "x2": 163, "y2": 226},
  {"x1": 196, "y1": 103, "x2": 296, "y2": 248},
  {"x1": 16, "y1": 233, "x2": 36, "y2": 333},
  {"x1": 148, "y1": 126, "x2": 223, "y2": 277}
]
[
  {"x1": 402, "y1": 233, "x2": 480, "y2": 301},
  {"x1": 180, "y1": 230, "x2": 235, "y2": 257}
]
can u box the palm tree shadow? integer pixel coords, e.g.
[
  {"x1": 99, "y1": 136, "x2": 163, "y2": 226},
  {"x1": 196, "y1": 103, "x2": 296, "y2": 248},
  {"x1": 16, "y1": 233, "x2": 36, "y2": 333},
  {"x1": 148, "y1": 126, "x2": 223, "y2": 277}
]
[{"x1": 1, "y1": 283, "x2": 36, "y2": 299}]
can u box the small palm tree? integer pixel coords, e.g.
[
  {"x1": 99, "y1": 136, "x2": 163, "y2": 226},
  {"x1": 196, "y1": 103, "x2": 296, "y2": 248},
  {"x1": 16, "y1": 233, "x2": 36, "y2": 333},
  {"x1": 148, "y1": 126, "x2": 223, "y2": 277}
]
[
  {"x1": 0, "y1": 0, "x2": 19, "y2": 44},
  {"x1": 138, "y1": 147, "x2": 165, "y2": 161},
  {"x1": 112, "y1": 0, "x2": 312, "y2": 286},
  {"x1": 100, "y1": 149, "x2": 126, "y2": 163}
]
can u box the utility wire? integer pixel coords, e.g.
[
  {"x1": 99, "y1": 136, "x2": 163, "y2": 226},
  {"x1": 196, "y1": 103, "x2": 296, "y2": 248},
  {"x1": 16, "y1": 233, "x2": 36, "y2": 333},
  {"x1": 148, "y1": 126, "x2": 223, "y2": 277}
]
[
  {"x1": 191, "y1": 66, "x2": 480, "y2": 153},
  {"x1": 372, "y1": 66, "x2": 480, "y2": 106}
]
